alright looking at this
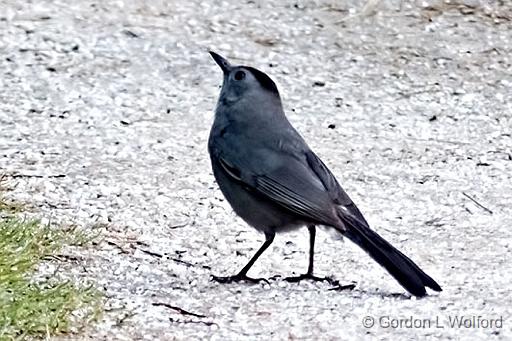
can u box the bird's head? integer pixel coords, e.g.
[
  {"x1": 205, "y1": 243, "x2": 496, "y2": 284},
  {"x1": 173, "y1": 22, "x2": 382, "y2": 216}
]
[{"x1": 209, "y1": 51, "x2": 281, "y2": 107}]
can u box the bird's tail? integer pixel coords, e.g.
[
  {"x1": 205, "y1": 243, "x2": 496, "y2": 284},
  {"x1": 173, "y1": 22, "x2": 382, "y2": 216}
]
[{"x1": 339, "y1": 213, "x2": 442, "y2": 297}]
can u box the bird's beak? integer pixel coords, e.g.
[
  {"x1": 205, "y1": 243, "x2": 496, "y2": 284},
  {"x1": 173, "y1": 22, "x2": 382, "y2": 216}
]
[{"x1": 209, "y1": 51, "x2": 232, "y2": 74}]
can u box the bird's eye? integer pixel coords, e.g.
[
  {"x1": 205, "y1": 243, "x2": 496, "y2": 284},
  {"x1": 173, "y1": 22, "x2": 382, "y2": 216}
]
[{"x1": 234, "y1": 70, "x2": 246, "y2": 81}]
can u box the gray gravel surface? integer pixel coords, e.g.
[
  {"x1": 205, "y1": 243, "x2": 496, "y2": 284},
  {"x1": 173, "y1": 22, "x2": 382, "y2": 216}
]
[{"x1": 1, "y1": 0, "x2": 511, "y2": 340}]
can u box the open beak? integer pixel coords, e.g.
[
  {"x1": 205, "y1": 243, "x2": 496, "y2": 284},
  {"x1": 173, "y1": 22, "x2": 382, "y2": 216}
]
[{"x1": 209, "y1": 51, "x2": 232, "y2": 74}]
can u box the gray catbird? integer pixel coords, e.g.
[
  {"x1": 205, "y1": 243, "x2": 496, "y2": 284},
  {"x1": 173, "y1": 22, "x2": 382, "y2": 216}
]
[{"x1": 207, "y1": 51, "x2": 441, "y2": 297}]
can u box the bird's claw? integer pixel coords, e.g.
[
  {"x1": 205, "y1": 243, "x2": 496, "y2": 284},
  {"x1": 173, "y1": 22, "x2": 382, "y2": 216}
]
[
  {"x1": 211, "y1": 274, "x2": 270, "y2": 285},
  {"x1": 284, "y1": 273, "x2": 334, "y2": 283},
  {"x1": 328, "y1": 283, "x2": 357, "y2": 291},
  {"x1": 285, "y1": 273, "x2": 356, "y2": 290}
]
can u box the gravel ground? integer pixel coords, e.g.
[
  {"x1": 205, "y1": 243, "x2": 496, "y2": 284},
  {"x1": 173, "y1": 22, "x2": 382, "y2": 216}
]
[{"x1": 1, "y1": 0, "x2": 511, "y2": 340}]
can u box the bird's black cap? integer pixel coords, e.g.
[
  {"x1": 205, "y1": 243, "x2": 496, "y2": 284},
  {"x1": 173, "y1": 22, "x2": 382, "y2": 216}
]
[{"x1": 209, "y1": 51, "x2": 279, "y2": 95}]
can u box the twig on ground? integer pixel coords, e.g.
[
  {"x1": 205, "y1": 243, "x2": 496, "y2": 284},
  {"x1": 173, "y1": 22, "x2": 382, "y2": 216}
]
[
  {"x1": 169, "y1": 317, "x2": 217, "y2": 327},
  {"x1": 134, "y1": 243, "x2": 212, "y2": 269},
  {"x1": 9, "y1": 173, "x2": 66, "y2": 179},
  {"x1": 462, "y1": 192, "x2": 493, "y2": 214},
  {"x1": 106, "y1": 240, "x2": 130, "y2": 254},
  {"x1": 152, "y1": 302, "x2": 207, "y2": 318},
  {"x1": 139, "y1": 248, "x2": 163, "y2": 258},
  {"x1": 169, "y1": 222, "x2": 188, "y2": 229}
]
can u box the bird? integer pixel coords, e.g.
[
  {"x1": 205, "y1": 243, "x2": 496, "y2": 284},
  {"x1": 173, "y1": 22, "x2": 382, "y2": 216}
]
[{"x1": 207, "y1": 51, "x2": 442, "y2": 297}]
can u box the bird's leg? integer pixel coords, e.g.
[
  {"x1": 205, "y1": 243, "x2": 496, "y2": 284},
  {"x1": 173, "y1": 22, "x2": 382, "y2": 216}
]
[
  {"x1": 212, "y1": 231, "x2": 275, "y2": 284},
  {"x1": 285, "y1": 225, "x2": 353, "y2": 290},
  {"x1": 285, "y1": 225, "x2": 324, "y2": 282},
  {"x1": 306, "y1": 224, "x2": 316, "y2": 275}
]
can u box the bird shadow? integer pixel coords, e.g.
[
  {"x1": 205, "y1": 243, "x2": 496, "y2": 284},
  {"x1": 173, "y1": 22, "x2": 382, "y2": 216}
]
[
  {"x1": 210, "y1": 274, "x2": 424, "y2": 300},
  {"x1": 268, "y1": 275, "x2": 413, "y2": 300}
]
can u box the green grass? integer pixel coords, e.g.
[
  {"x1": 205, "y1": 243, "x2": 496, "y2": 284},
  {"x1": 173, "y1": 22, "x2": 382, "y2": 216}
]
[
  {"x1": 0, "y1": 176, "x2": 24, "y2": 214},
  {"x1": 0, "y1": 177, "x2": 103, "y2": 340}
]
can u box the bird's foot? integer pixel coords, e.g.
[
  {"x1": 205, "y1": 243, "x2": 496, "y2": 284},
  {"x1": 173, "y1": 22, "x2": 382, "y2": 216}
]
[
  {"x1": 328, "y1": 282, "x2": 357, "y2": 291},
  {"x1": 285, "y1": 273, "x2": 356, "y2": 290},
  {"x1": 211, "y1": 273, "x2": 269, "y2": 284},
  {"x1": 284, "y1": 273, "x2": 330, "y2": 283}
]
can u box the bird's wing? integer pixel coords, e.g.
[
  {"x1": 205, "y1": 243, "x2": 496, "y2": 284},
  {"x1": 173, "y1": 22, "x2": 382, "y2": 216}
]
[
  {"x1": 213, "y1": 123, "x2": 372, "y2": 227},
  {"x1": 217, "y1": 152, "x2": 339, "y2": 225},
  {"x1": 305, "y1": 150, "x2": 369, "y2": 227}
]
